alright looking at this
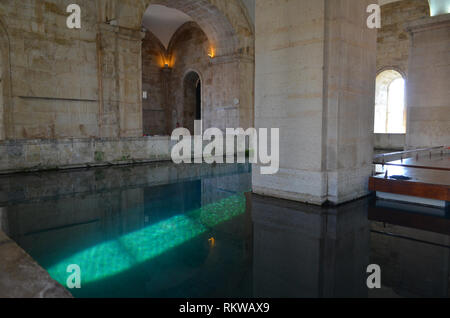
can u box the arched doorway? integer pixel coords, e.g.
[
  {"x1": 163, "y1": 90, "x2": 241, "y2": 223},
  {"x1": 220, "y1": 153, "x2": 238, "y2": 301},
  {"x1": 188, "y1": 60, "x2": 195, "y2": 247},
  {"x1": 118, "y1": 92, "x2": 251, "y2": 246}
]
[
  {"x1": 183, "y1": 71, "x2": 201, "y2": 134},
  {"x1": 374, "y1": 69, "x2": 406, "y2": 134}
]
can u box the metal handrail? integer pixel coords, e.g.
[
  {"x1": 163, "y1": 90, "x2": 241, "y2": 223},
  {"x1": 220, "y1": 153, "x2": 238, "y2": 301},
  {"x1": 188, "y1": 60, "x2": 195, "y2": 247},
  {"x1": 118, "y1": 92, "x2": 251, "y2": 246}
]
[{"x1": 374, "y1": 146, "x2": 448, "y2": 164}]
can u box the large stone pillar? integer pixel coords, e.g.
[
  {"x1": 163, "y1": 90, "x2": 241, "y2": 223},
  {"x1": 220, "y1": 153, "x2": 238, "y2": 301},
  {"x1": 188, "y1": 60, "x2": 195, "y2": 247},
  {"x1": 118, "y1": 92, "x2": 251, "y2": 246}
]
[
  {"x1": 253, "y1": 0, "x2": 377, "y2": 205},
  {"x1": 405, "y1": 14, "x2": 450, "y2": 148}
]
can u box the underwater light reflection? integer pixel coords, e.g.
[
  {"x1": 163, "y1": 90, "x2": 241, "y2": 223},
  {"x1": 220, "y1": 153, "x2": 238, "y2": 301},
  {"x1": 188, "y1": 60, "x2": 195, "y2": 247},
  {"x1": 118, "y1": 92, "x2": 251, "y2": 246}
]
[{"x1": 47, "y1": 194, "x2": 246, "y2": 285}]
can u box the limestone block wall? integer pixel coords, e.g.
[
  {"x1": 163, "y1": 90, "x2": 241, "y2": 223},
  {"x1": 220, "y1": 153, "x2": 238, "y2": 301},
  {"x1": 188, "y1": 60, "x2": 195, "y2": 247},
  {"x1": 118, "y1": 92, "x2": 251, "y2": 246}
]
[
  {"x1": 0, "y1": 0, "x2": 254, "y2": 173},
  {"x1": 142, "y1": 21, "x2": 253, "y2": 136},
  {"x1": 0, "y1": 136, "x2": 173, "y2": 174},
  {"x1": 0, "y1": 1, "x2": 146, "y2": 140},
  {"x1": 168, "y1": 22, "x2": 250, "y2": 133},
  {"x1": 142, "y1": 31, "x2": 166, "y2": 136},
  {"x1": 377, "y1": 0, "x2": 429, "y2": 75},
  {"x1": 0, "y1": 0, "x2": 101, "y2": 140},
  {"x1": 374, "y1": 133, "x2": 406, "y2": 150},
  {"x1": 405, "y1": 14, "x2": 450, "y2": 148}
]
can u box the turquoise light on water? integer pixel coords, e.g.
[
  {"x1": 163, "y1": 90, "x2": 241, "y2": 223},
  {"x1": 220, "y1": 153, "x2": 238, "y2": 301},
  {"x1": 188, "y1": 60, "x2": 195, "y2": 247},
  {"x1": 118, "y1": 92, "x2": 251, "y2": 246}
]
[{"x1": 47, "y1": 194, "x2": 246, "y2": 285}]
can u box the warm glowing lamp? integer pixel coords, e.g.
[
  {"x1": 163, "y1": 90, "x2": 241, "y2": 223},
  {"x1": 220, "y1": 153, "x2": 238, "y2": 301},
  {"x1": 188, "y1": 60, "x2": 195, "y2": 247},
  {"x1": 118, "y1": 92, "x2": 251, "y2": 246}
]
[
  {"x1": 208, "y1": 47, "x2": 215, "y2": 59},
  {"x1": 160, "y1": 54, "x2": 172, "y2": 69}
]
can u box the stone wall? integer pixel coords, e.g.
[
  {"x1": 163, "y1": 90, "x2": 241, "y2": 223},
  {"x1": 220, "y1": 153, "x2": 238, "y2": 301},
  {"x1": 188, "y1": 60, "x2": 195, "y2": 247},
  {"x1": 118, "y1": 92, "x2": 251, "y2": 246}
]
[
  {"x1": 0, "y1": 0, "x2": 254, "y2": 172},
  {"x1": 0, "y1": 0, "x2": 144, "y2": 140},
  {"x1": 377, "y1": 0, "x2": 429, "y2": 75},
  {"x1": 0, "y1": 136, "x2": 173, "y2": 174},
  {"x1": 405, "y1": 14, "x2": 450, "y2": 148},
  {"x1": 0, "y1": 0, "x2": 254, "y2": 138},
  {"x1": 142, "y1": 20, "x2": 253, "y2": 136},
  {"x1": 374, "y1": 133, "x2": 406, "y2": 150},
  {"x1": 169, "y1": 22, "x2": 246, "y2": 132},
  {"x1": 168, "y1": 23, "x2": 210, "y2": 132},
  {"x1": 142, "y1": 31, "x2": 166, "y2": 136}
]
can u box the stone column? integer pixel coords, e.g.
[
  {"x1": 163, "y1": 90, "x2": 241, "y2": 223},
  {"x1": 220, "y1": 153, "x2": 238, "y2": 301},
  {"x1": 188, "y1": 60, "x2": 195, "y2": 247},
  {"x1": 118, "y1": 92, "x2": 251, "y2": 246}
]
[
  {"x1": 253, "y1": 0, "x2": 377, "y2": 205},
  {"x1": 405, "y1": 14, "x2": 450, "y2": 148}
]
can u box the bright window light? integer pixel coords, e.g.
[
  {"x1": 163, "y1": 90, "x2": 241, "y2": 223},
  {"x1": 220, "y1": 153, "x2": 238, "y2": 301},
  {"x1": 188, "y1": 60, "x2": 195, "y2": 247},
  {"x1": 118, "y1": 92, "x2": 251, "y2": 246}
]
[
  {"x1": 428, "y1": 0, "x2": 450, "y2": 16},
  {"x1": 374, "y1": 70, "x2": 406, "y2": 134}
]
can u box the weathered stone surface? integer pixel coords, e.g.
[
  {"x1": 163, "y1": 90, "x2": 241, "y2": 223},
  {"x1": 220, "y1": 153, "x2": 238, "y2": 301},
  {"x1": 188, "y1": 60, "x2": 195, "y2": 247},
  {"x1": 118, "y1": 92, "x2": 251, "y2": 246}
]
[
  {"x1": 0, "y1": 230, "x2": 72, "y2": 298},
  {"x1": 405, "y1": 14, "x2": 450, "y2": 148},
  {"x1": 374, "y1": 133, "x2": 406, "y2": 150},
  {"x1": 377, "y1": 0, "x2": 429, "y2": 75},
  {"x1": 253, "y1": 0, "x2": 377, "y2": 205},
  {"x1": 0, "y1": 0, "x2": 254, "y2": 140},
  {"x1": 0, "y1": 136, "x2": 176, "y2": 174}
]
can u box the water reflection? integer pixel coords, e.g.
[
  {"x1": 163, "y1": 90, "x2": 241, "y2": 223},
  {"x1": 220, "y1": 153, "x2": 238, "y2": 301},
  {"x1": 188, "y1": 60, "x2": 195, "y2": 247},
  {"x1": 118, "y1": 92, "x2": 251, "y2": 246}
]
[
  {"x1": 0, "y1": 162, "x2": 448, "y2": 298},
  {"x1": 250, "y1": 194, "x2": 370, "y2": 298},
  {"x1": 251, "y1": 194, "x2": 449, "y2": 298}
]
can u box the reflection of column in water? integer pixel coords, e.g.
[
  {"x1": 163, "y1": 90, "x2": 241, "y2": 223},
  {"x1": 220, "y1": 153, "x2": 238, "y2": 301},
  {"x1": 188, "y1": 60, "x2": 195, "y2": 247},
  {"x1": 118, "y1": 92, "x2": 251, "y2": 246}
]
[
  {"x1": 250, "y1": 194, "x2": 370, "y2": 298},
  {"x1": 0, "y1": 207, "x2": 9, "y2": 236}
]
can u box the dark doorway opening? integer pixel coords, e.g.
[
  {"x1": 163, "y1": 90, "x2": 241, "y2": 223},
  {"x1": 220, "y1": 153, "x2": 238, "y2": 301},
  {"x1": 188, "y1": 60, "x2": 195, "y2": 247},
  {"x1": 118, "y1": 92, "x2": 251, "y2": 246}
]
[
  {"x1": 196, "y1": 80, "x2": 201, "y2": 121},
  {"x1": 183, "y1": 71, "x2": 201, "y2": 134}
]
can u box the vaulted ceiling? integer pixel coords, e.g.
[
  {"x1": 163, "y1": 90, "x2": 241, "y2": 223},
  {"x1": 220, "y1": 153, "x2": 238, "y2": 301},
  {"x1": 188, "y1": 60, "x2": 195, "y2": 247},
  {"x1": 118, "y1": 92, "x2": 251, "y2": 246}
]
[
  {"x1": 142, "y1": 5, "x2": 193, "y2": 49},
  {"x1": 142, "y1": 0, "x2": 438, "y2": 49},
  {"x1": 142, "y1": 1, "x2": 255, "y2": 49}
]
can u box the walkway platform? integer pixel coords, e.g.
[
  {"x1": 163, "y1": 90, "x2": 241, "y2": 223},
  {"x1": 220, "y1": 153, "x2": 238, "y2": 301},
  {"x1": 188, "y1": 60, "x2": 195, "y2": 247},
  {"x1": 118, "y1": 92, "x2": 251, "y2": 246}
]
[{"x1": 369, "y1": 149, "x2": 450, "y2": 208}]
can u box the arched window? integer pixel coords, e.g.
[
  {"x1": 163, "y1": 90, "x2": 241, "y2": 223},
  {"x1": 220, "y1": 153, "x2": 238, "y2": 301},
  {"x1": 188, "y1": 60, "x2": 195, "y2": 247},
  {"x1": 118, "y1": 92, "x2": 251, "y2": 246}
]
[
  {"x1": 374, "y1": 70, "x2": 406, "y2": 134},
  {"x1": 429, "y1": 0, "x2": 450, "y2": 16}
]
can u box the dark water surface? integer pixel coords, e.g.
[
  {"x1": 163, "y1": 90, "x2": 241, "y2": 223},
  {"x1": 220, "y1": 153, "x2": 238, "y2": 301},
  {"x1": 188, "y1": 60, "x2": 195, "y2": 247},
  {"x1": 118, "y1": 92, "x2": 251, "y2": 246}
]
[{"x1": 0, "y1": 162, "x2": 448, "y2": 298}]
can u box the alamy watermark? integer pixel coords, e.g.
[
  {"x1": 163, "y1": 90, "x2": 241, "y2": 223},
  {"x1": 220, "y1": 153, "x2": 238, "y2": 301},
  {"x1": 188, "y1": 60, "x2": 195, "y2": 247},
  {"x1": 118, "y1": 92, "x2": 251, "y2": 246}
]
[
  {"x1": 66, "y1": 264, "x2": 81, "y2": 289},
  {"x1": 65, "y1": 3, "x2": 381, "y2": 30},
  {"x1": 367, "y1": 264, "x2": 381, "y2": 289},
  {"x1": 66, "y1": 4, "x2": 81, "y2": 29},
  {"x1": 171, "y1": 121, "x2": 280, "y2": 175}
]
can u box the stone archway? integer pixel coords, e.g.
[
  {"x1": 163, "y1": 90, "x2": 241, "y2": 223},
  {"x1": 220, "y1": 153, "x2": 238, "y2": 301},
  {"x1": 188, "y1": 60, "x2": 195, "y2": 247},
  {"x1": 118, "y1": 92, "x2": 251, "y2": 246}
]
[
  {"x1": 113, "y1": 0, "x2": 254, "y2": 58},
  {"x1": 141, "y1": 0, "x2": 238, "y2": 57},
  {"x1": 99, "y1": 0, "x2": 254, "y2": 137},
  {"x1": 133, "y1": 0, "x2": 254, "y2": 134}
]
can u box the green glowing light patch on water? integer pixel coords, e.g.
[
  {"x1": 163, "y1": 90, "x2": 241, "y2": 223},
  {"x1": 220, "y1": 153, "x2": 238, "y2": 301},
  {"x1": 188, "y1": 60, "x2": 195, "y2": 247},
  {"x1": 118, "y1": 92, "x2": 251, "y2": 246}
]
[{"x1": 47, "y1": 194, "x2": 246, "y2": 285}]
